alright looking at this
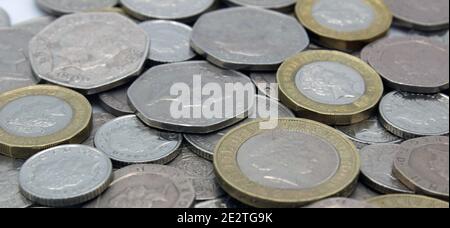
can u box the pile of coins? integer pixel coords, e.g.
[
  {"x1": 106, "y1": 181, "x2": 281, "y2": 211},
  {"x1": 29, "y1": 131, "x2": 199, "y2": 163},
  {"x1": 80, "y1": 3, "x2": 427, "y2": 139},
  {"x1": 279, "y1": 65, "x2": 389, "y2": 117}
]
[{"x1": 0, "y1": 0, "x2": 449, "y2": 208}]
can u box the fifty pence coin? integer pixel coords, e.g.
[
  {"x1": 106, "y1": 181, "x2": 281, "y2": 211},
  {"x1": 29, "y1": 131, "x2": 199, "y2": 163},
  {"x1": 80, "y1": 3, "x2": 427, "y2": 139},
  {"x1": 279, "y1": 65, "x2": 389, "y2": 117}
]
[
  {"x1": 250, "y1": 72, "x2": 278, "y2": 100},
  {"x1": 98, "y1": 83, "x2": 134, "y2": 116},
  {"x1": 194, "y1": 196, "x2": 247, "y2": 208},
  {"x1": 0, "y1": 85, "x2": 92, "y2": 159},
  {"x1": 139, "y1": 20, "x2": 196, "y2": 63},
  {"x1": 0, "y1": 155, "x2": 31, "y2": 208},
  {"x1": 36, "y1": 0, "x2": 119, "y2": 15},
  {"x1": 360, "y1": 144, "x2": 413, "y2": 194},
  {"x1": 191, "y1": 7, "x2": 309, "y2": 71},
  {"x1": 214, "y1": 118, "x2": 360, "y2": 208},
  {"x1": 278, "y1": 50, "x2": 384, "y2": 125},
  {"x1": 13, "y1": 16, "x2": 55, "y2": 35},
  {"x1": 367, "y1": 194, "x2": 449, "y2": 208},
  {"x1": 128, "y1": 61, "x2": 256, "y2": 134},
  {"x1": 0, "y1": 28, "x2": 36, "y2": 77},
  {"x1": 84, "y1": 164, "x2": 195, "y2": 208},
  {"x1": 394, "y1": 137, "x2": 449, "y2": 200},
  {"x1": 0, "y1": 7, "x2": 10, "y2": 27},
  {"x1": 222, "y1": 0, "x2": 296, "y2": 12},
  {"x1": 306, "y1": 198, "x2": 377, "y2": 208},
  {"x1": 29, "y1": 13, "x2": 149, "y2": 95},
  {"x1": 82, "y1": 112, "x2": 115, "y2": 147},
  {"x1": 19, "y1": 145, "x2": 113, "y2": 207},
  {"x1": 94, "y1": 115, "x2": 183, "y2": 167},
  {"x1": 379, "y1": 92, "x2": 449, "y2": 139}
]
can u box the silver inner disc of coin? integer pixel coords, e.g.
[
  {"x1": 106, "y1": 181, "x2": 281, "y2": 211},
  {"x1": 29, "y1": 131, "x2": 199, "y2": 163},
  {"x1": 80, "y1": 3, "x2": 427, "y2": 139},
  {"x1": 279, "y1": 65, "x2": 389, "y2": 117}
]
[
  {"x1": 237, "y1": 130, "x2": 340, "y2": 190},
  {"x1": 0, "y1": 95, "x2": 73, "y2": 137},
  {"x1": 295, "y1": 61, "x2": 366, "y2": 105}
]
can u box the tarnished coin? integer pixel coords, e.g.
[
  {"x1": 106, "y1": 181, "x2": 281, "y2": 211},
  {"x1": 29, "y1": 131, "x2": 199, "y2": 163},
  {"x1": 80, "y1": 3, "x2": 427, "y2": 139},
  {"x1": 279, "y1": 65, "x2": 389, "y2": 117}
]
[
  {"x1": 384, "y1": 0, "x2": 449, "y2": 31},
  {"x1": 0, "y1": 85, "x2": 92, "y2": 159},
  {"x1": 360, "y1": 144, "x2": 413, "y2": 194},
  {"x1": 95, "y1": 115, "x2": 183, "y2": 167},
  {"x1": 128, "y1": 61, "x2": 256, "y2": 134},
  {"x1": 336, "y1": 116, "x2": 402, "y2": 149},
  {"x1": 29, "y1": 13, "x2": 149, "y2": 95},
  {"x1": 184, "y1": 95, "x2": 295, "y2": 160},
  {"x1": 367, "y1": 194, "x2": 449, "y2": 208},
  {"x1": 194, "y1": 196, "x2": 247, "y2": 208},
  {"x1": 350, "y1": 183, "x2": 380, "y2": 201},
  {"x1": 306, "y1": 198, "x2": 376, "y2": 208},
  {"x1": 365, "y1": 37, "x2": 449, "y2": 93},
  {"x1": 0, "y1": 72, "x2": 37, "y2": 95},
  {"x1": 36, "y1": 0, "x2": 119, "y2": 15},
  {"x1": 191, "y1": 7, "x2": 309, "y2": 71},
  {"x1": 13, "y1": 16, "x2": 55, "y2": 35},
  {"x1": 0, "y1": 28, "x2": 35, "y2": 77},
  {"x1": 139, "y1": 20, "x2": 196, "y2": 63},
  {"x1": 0, "y1": 7, "x2": 10, "y2": 27},
  {"x1": 82, "y1": 112, "x2": 115, "y2": 147},
  {"x1": 379, "y1": 92, "x2": 449, "y2": 139},
  {"x1": 19, "y1": 145, "x2": 113, "y2": 207},
  {"x1": 120, "y1": 0, "x2": 215, "y2": 21},
  {"x1": 250, "y1": 72, "x2": 278, "y2": 100},
  {"x1": 0, "y1": 155, "x2": 31, "y2": 208},
  {"x1": 394, "y1": 137, "x2": 449, "y2": 200},
  {"x1": 214, "y1": 118, "x2": 360, "y2": 208},
  {"x1": 98, "y1": 83, "x2": 134, "y2": 116},
  {"x1": 278, "y1": 50, "x2": 384, "y2": 125},
  {"x1": 85, "y1": 164, "x2": 195, "y2": 208},
  {"x1": 296, "y1": 0, "x2": 392, "y2": 52},
  {"x1": 168, "y1": 148, "x2": 224, "y2": 200},
  {"x1": 223, "y1": 0, "x2": 296, "y2": 12}
]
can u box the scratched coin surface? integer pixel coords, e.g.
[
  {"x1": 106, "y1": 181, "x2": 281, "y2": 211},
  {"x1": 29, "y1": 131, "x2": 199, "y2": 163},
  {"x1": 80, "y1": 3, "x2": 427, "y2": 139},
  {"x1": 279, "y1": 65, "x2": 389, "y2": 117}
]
[
  {"x1": 13, "y1": 16, "x2": 55, "y2": 35},
  {"x1": 250, "y1": 72, "x2": 278, "y2": 100},
  {"x1": 98, "y1": 83, "x2": 134, "y2": 116},
  {"x1": 82, "y1": 112, "x2": 115, "y2": 147},
  {"x1": 366, "y1": 37, "x2": 449, "y2": 93},
  {"x1": 139, "y1": 20, "x2": 196, "y2": 63},
  {"x1": 379, "y1": 92, "x2": 449, "y2": 139},
  {"x1": 19, "y1": 145, "x2": 113, "y2": 207},
  {"x1": 367, "y1": 194, "x2": 449, "y2": 208},
  {"x1": 0, "y1": 7, "x2": 10, "y2": 27},
  {"x1": 128, "y1": 61, "x2": 255, "y2": 134},
  {"x1": 214, "y1": 118, "x2": 360, "y2": 207},
  {"x1": 95, "y1": 115, "x2": 183, "y2": 167},
  {"x1": 0, "y1": 155, "x2": 31, "y2": 208},
  {"x1": 306, "y1": 198, "x2": 376, "y2": 208},
  {"x1": 223, "y1": 0, "x2": 296, "y2": 11},
  {"x1": 29, "y1": 13, "x2": 149, "y2": 95},
  {"x1": 85, "y1": 164, "x2": 195, "y2": 208},
  {"x1": 191, "y1": 7, "x2": 309, "y2": 71},
  {"x1": 0, "y1": 28, "x2": 35, "y2": 78},
  {"x1": 394, "y1": 137, "x2": 449, "y2": 200},
  {"x1": 36, "y1": 0, "x2": 119, "y2": 15},
  {"x1": 168, "y1": 148, "x2": 224, "y2": 200},
  {"x1": 184, "y1": 95, "x2": 294, "y2": 160},
  {"x1": 360, "y1": 144, "x2": 413, "y2": 194}
]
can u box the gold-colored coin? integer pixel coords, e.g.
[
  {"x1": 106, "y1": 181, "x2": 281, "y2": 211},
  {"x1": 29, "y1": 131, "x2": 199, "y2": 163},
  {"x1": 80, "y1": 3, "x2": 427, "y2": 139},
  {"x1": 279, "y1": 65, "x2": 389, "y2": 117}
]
[
  {"x1": 214, "y1": 118, "x2": 360, "y2": 208},
  {"x1": 0, "y1": 85, "x2": 92, "y2": 159},
  {"x1": 296, "y1": 0, "x2": 392, "y2": 52},
  {"x1": 367, "y1": 194, "x2": 449, "y2": 208},
  {"x1": 277, "y1": 50, "x2": 383, "y2": 125}
]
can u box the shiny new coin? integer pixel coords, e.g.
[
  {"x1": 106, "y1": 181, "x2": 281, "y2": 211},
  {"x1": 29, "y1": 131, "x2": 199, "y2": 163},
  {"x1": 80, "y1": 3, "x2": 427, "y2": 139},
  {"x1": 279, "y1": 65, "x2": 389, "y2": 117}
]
[
  {"x1": 278, "y1": 50, "x2": 384, "y2": 125},
  {"x1": 0, "y1": 85, "x2": 92, "y2": 159},
  {"x1": 0, "y1": 7, "x2": 10, "y2": 27},
  {"x1": 367, "y1": 194, "x2": 449, "y2": 208},
  {"x1": 36, "y1": 0, "x2": 119, "y2": 15}
]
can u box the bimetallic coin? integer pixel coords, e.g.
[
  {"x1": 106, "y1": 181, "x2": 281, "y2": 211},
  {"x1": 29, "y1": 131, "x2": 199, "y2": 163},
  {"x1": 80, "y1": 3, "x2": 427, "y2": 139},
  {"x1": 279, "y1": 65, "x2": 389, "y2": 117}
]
[
  {"x1": 360, "y1": 144, "x2": 413, "y2": 194},
  {"x1": 19, "y1": 145, "x2": 113, "y2": 207},
  {"x1": 29, "y1": 13, "x2": 149, "y2": 95},
  {"x1": 0, "y1": 28, "x2": 35, "y2": 78},
  {"x1": 85, "y1": 164, "x2": 195, "y2": 208},
  {"x1": 278, "y1": 50, "x2": 384, "y2": 125},
  {"x1": 0, "y1": 7, "x2": 10, "y2": 27},
  {"x1": 0, "y1": 155, "x2": 31, "y2": 208},
  {"x1": 0, "y1": 85, "x2": 92, "y2": 159},
  {"x1": 250, "y1": 72, "x2": 278, "y2": 100},
  {"x1": 296, "y1": 0, "x2": 392, "y2": 52},
  {"x1": 36, "y1": 0, "x2": 119, "y2": 15},
  {"x1": 139, "y1": 20, "x2": 196, "y2": 63},
  {"x1": 82, "y1": 112, "x2": 115, "y2": 147},
  {"x1": 214, "y1": 118, "x2": 360, "y2": 208},
  {"x1": 336, "y1": 116, "x2": 402, "y2": 149},
  {"x1": 120, "y1": 0, "x2": 215, "y2": 22},
  {"x1": 379, "y1": 92, "x2": 449, "y2": 139},
  {"x1": 13, "y1": 16, "x2": 55, "y2": 35},
  {"x1": 365, "y1": 37, "x2": 449, "y2": 93},
  {"x1": 394, "y1": 137, "x2": 449, "y2": 200},
  {"x1": 194, "y1": 196, "x2": 247, "y2": 208},
  {"x1": 128, "y1": 61, "x2": 256, "y2": 134},
  {"x1": 191, "y1": 7, "x2": 309, "y2": 71},
  {"x1": 94, "y1": 115, "x2": 183, "y2": 167},
  {"x1": 98, "y1": 83, "x2": 134, "y2": 116},
  {"x1": 223, "y1": 0, "x2": 296, "y2": 12},
  {"x1": 367, "y1": 194, "x2": 449, "y2": 208},
  {"x1": 306, "y1": 198, "x2": 376, "y2": 208},
  {"x1": 350, "y1": 182, "x2": 380, "y2": 201},
  {"x1": 0, "y1": 72, "x2": 37, "y2": 95}
]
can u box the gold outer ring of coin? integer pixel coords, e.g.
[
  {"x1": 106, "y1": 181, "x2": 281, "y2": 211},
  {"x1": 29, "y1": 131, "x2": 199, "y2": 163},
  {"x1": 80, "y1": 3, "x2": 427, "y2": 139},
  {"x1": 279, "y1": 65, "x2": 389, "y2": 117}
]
[
  {"x1": 0, "y1": 85, "x2": 92, "y2": 159},
  {"x1": 277, "y1": 50, "x2": 384, "y2": 126},
  {"x1": 213, "y1": 118, "x2": 360, "y2": 208},
  {"x1": 296, "y1": 0, "x2": 392, "y2": 52},
  {"x1": 367, "y1": 194, "x2": 449, "y2": 208}
]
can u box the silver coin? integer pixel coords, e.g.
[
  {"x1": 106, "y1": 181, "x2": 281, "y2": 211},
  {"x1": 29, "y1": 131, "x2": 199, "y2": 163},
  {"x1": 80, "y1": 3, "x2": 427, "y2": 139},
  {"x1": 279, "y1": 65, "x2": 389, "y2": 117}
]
[
  {"x1": 249, "y1": 72, "x2": 278, "y2": 100},
  {"x1": 194, "y1": 196, "x2": 247, "y2": 208},
  {"x1": 36, "y1": 0, "x2": 119, "y2": 15},
  {"x1": 360, "y1": 144, "x2": 413, "y2": 194},
  {"x1": 0, "y1": 28, "x2": 36, "y2": 78},
  {"x1": 306, "y1": 198, "x2": 377, "y2": 208},
  {"x1": 184, "y1": 95, "x2": 294, "y2": 160},
  {"x1": 120, "y1": 0, "x2": 215, "y2": 21},
  {"x1": 349, "y1": 182, "x2": 380, "y2": 201},
  {"x1": 82, "y1": 112, "x2": 115, "y2": 147},
  {"x1": 94, "y1": 115, "x2": 183, "y2": 167},
  {"x1": 13, "y1": 16, "x2": 55, "y2": 35},
  {"x1": 98, "y1": 83, "x2": 134, "y2": 116},
  {"x1": 379, "y1": 91, "x2": 449, "y2": 139},
  {"x1": 19, "y1": 145, "x2": 113, "y2": 207},
  {"x1": 0, "y1": 155, "x2": 31, "y2": 208},
  {"x1": 223, "y1": 0, "x2": 296, "y2": 12},
  {"x1": 336, "y1": 116, "x2": 402, "y2": 149},
  {"x1": 84, "y1": 164, "x2": 195, "y2": 208},
  {"x1": 386, "y1": 27, "x2": 450, "y2": 45},
  {"x1": 29, "y1": 13, "x2": 149, "y2": 95},
  {"x1": 191, "y1": 7, "x2": 309, "y2": 71},
  {"x1": 0, "y1": 7, "x2": 10, "y2": 27},
  {"x1": 128, "y1": 61, "x2": 256, "y2": 134},
  {"x1": 139, "y1": 20, "x2": 196, "y2": 63},
  {"x1": 0, "y1": 72, "x2": 38, "y2": 95}
]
